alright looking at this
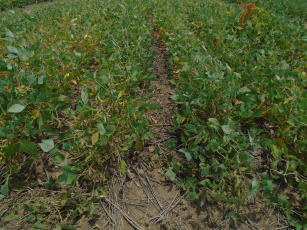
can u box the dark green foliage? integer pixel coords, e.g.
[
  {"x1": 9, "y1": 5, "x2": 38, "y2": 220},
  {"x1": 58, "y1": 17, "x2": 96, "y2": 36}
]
[{"x1": 0, "y1": 0, "x2": 49, "y2": 10}]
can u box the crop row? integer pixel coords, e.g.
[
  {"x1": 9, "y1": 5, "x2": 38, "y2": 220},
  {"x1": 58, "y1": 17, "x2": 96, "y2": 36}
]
[
  {"x1": 151, "y1": 0, "x2": 306, "y2": 227},
  {"x1": 0, "y1": 0, "x2": 154, "y2": 225}
]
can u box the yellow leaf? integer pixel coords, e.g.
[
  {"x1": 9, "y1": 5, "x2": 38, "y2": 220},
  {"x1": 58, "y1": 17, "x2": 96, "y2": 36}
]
[
  {"x1": 235, "y1": 99, "x2": 243, "y2": 105},
  {"x1": 92, "y1": 132, "x2": 99, "y2": 145},
  {"x1": 262, "y1": 109, "x2": 269, "y2": 115},
  {"x1": 71, "y1": 80, "x2": 77, "y2": 85},
  {"x1": 135, "y1": 140, "x2": 143, "y2": 151},
  {"x1": 92, "y1": 114, "x2": 100, "y2": 120},
  {"x1": 32, "y1": 109, "x2": 41, "y2": 119}
]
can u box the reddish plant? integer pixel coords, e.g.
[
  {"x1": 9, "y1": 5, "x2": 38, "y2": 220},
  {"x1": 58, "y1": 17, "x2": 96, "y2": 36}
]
[{"x1": 240, "y1": 3, "x2": 257, "y2": 23}]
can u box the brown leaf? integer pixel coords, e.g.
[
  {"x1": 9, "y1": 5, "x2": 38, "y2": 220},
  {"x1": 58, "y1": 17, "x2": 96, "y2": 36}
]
[
  {"x1": 135, "y1": 140, "x2": 143, "y2": 151},
  {"x1": 148, "y1": 146, "x2": 155, "y2": 153}
]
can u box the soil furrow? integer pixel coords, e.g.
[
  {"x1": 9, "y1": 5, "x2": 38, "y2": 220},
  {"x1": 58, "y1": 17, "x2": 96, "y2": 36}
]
[{"x1": 89, "y1": 14, "x2": 211, "y2": 230}]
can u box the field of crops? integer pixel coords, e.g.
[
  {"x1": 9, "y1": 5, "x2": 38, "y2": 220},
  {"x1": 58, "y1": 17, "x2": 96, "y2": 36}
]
[{"x1": 0, "y1": 0, "x2": 306, "y2": 229}]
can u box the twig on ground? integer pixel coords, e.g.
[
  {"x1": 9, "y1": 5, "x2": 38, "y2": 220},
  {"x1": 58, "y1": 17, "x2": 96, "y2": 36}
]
[
  {"x1": 245, "y1": 218, "x2": 260, "y2": 230},
  {"x1": 145, "y1": 175, "x2": 163, "y2": 210},
  {"x1": 135, "y1": 171, "x2": 161, "y2": 211},
  {"x1": 149, "y1": 123, "x2": 172, "y2": 127},
  {"x1": 102, "y1": 197, "x2": 143, "y2": 230},
  {"x1": 151, "y1": 191, "x2": 187, "y2": 223},
  {"x1": 100, "y1": 201, "x2": 116, "y2": 225}
]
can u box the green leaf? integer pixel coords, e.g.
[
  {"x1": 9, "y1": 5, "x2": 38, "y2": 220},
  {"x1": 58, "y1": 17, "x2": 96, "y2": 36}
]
[
  {"x1": 32, "y1": 222, "x2": 51, "y2": 230},
  {"x1": 38, "y1": 74, "x2": 46, "y2": 85},
  {"x1": 208, "y1": 118, "x2": 220, "y2": 126},
  {"x1": 4, "y1": 143, "x2": 20, "y2": 158},
  {"x1": 3, "y1": 214, "x2": 19, "y2": 222},
  {"x1": 7, "y1": 104, "x2": 26, "y2": 113},
  {"x1": 179, "y1": 148, "x2": 192, "y2": 161},
  {"x1": 164, "y1": 138, "x2": 177, "y2": 148},
  {"x1": 165, "y1": 169, "x2": 176, "y2": 181},
  {"x1": 250, "y1": 178, "x2": 258, "y2": 194},
  {"x1": 57, "y1": 166, "x2": 78, "y2": 185},
  {"x1": 119, "y1": 160, "x2": 127, "y2": 175},
  {"x1": 52, "y1": 153, "x2": 65, "y2": 163},
  {"x1": 238, "y1": 86, "x2": 251, "y2": 94},
  {"x1": 221, "y1": 125, "x2": 232, "y2": 135},
  {"x1": 5, "y1": 29, "x2": 15, "y2": 40},
  {"x1": 81, "y1": 88, "x2": 88, "y2": 104},
  {"x1": 39, "y1": 139, "x2": 55, "y2": 152},
  {"x1": 262, "y1": 179, "x2": 274, "y2": 192},
  {"x1": 19, "y1": 140, "x2": 37, "y2": 156},
  {"x1": 97, "y1": 123, "x2": 106, "y2": 135},
  {"x1": 270, "y1": 144, "x2": 282, "y2": 160},
  {"x1": 6, "y1": 45, "x2": 18, "y2": 54},
  {"x1": 0, "y1": 180, "x2": 9, "y2": 201}
]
